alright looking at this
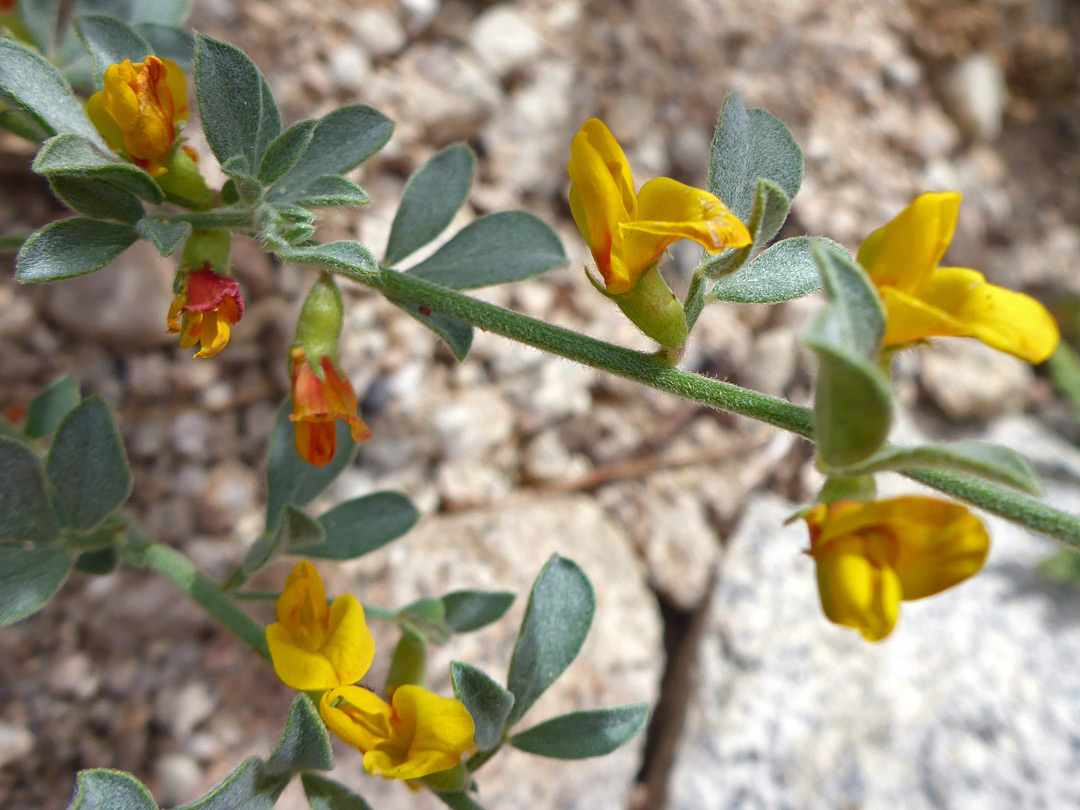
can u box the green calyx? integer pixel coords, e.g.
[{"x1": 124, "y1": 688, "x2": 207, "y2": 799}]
[
  {"x1": 180, "y1": 229, "x2": 233, "y2": 277},
  {"x1": 385, "y1": 629, "x2": 427, "y2": 696},
  {"x1": 295, "y1": 274, "x2": 345, "y2": 364},
  {"x1": 157, "y1": 145, "x2": 212, "y2": 207},
  {"x1": 611, "y1": 264, "x2": 688, "y2": 352}
]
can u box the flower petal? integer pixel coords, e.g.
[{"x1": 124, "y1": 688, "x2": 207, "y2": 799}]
[
  {"x1": 619, "y1": 176, "x2": 751, "y2": 274},
  {"x1": 322, "y1": 594, "x2": 375, "y2": 687},
  {"x1": 813, "y1": 537, "x2": 901, "y2": 642},
  {"x1": 857, "y1": 192, "x2": 961, "y2": 294},
  {"x1": 193, "y1": 311, "x2": 230, "y2": 358},
  {"x1": 266, "y1": 622, "x2": 340, "y2": 690},
  {"x1": 292, "y1": 418, "x2": 337, "y2": 467},
  {"x1": 320, "y1": 686, "x2": 394, "y2": 751},
  {"x1": 910, "y1": 266, "x2": 1059, "y2": 363}
]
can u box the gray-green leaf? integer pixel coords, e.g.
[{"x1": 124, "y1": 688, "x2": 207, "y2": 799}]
[
  {"x1": 846, "y1": 441, "x2": 1041, "y2": 495},
  {"x1": 243, "y1": 504, "x2": 325, "y2": 577},
  {"x1": 390, "y1": 298, "x2": 474, "y2": 362},
  {"x1": 292, "y1": 175, "x2": 370, "y2": 208},
  {"x1": 275, "y1": 241, "x2": 379, "y2": 281},
  {"x1": 33, "y1": 134, "x2": 164, "y2": 203},
  {"x1": 0, "y1": 545, "x2": 72, "y2": 626},
  {"x1": 46, "y1": 396, "x2": 132, "y2": 530},
  {"x1": 710, "y1": 236, "x2": 830, "y2": 304},
  {"x1": 25, "y1": 374, "x2": 80, "y2": 440},
  {"x1": 266, "y1": 695, "x2": 334, "y2": 776},
  {"x1": 258, "y1": 119, "x2": 318, "y2": 186},
  {"x1": 509, "y1": 704, "x2": 650, "y2": 759},
  {"x1": 194, "y1": 34, "x2": 281, "y2": 172},
  {"x1": 450, "y1": 661, "x2": 515, "y2": 751},
  {"x1": 136, "y1": 218, "x2": 191, "y2": 257},
  {"x1": 17, "y1": 0, "x2": 63, "y2": 56},
  {"x1": 407, "y1": 212, "x2": 566, "y2": 289},
  {"x1": 0, "y1": 38, "x2": 104, "y2": 145},
  {"x1": 75, "y1": 16, "x2": 154, "y2": 88},
  {"x1": 65, "y1": 769, "x2": 157, "y2": 810},
  {"x1": 442, "y1": 590, "x2": 514, "y2": 633},
  {"x1": 505, "y1": 555, "x2": 595, "y2": 727},
  {"x1": 176, "y1": 757, "x2": 286, "y2": 810},
  {"x1": 0, "y1": 439, "x2": 61, "y2": 544},
  {"x1": 301, "y1": 774, "x2": 374, "y2": 810},
  {"x1": 385, "y1": 144, "x2": 475, "y2": 266},
  {"x1": 134, "y1": 23, "x2": 194, "y2": 69},
  {"x1": 17, "y1": 217, "x2": 137, "y2": 282},
  {"x1": 266, "y1": 105, "x2": 393, "y2": 203},
  {"x1": 298, "y1": 491, "x2": 418, "y2": 560},
  {"x1": 49, "y1": 175, "x2": 145, "y2": 225},
  {"x1": 264, "y1": 398, "x2": 358, "y2": 533}
]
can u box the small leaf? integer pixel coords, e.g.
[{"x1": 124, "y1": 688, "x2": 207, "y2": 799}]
[
  {"x1": 33, "y1": 133, "x2": 164, "y2": 203},
  {"x1": 385, "y1": 144, "x2": 475, "y2": 266},
  {"x1": 434, "y1": 791, "x2": 486, "y2": 810},
  {"x1": 49, "y1": 175, "x2": 145, "y2": 225},
  {"x1": 708, "y1": 91, "x2": 751, "y2": 217},
  {"x1": 709, "y1": 236, "x2": 829, "y2": 304},
  {"x1": 134, "y1": 24, "x2": 194, "y2": 69},
  {"x1": 25, "y1": 374, "x2": 80, "y2": 439},
  {"x1": 15, "y1": 217, "x2": 132, "y2": 283},
  {"x1": 258, "y1": 119, "x2": 318, "y2": 186},
  {"x1": 846, "y1": 441, "x2": 1041, "y2": 495},
  {"x1": 275, "y1": 241, "x2": 379, "y2": 281},
  {"x1": 811, "y1": 242, "x2": 885, "y2": 355},
  {"x1": 509, "y1": 704, "x2": 650, "y2": 760},
  {"x1": 398, "y1": 598, "x2": 450, "y2": 644},
  {"x1": 66, "y1": 769, "x2": 157, "y2": 810},
  {"x1": 298, "y1": 491, "x2": 418, "y2": 560},
  {"x1": 243, "y1": 504, "x2": 325, "y2": 577},
  {"x1": 0, "y1": 439, "x2": 61, "y2": 543},
  {"x1": 46, "y1": 396, "x2": 132, "y2": 530},
  {"x1": 442, "y1": 590, "x2": 514, "y2": 634},
  {"x1": 407, "y1": 212, "x2": 567, "y2": 289},
  {"x1": 266, "y1": 105, "x2": 393, "y2": 203},
  {"x1": 450, "y1": 661, "x2": 515, "y2": 751},
  {"x1": 292, "y1": 175, "x2": 371, "y2": 208},
  {"x1": 0, "y1": 38, "x2": 105, "y2": 145},
  {"x1": 194, "y1": 34, "x2": 281, "y2": 171},
  {"x1": 704, "y1": 177, "x2": 791, "y2": 280},
  {"x1": 390, "y1": 298, "x2": 474, "y2": 362},
  {"x1": 746, "y1": 108, "x2": 803, "y2": 208},
  {"x1": 265, "y1": 398, "x2": 357, "y2": 533},
  {"x1": 76, "y1": 16, "x2": 153, "y2": 88},
  {"x1": 136, "y1": 218, "x2": 191, "y2": 257},
  {"x1": 301, "y1": 774, "x2": 374, "y2": 810},
  {"x1": 0, "y1": 545, "x2": 72, "y2": 626},
  {"x1": 505, "y1": 555, "x2": 595, "y2": 727},
  {"x1": 267, "y1": 695, "x2": 334, "y2": 776},
  {"x1": 74, "y1": 546, "x2": 119, "y2": 576},
  {"x1": 176, "y1": 757, "x2": 286, "y2": 810}
]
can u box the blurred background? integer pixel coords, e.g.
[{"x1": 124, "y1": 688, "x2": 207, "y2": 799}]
[{"x1": 2, "y1": 0, "x2": 1080, "y2": 808}]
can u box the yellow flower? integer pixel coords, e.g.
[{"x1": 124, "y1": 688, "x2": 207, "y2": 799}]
[
  {"x1": 804, "y1": 497, "x2": 989, "y2": 642},
  {"x1": 87, "y1": 56, "x2": 189, "y2": 177},
  {"x1": 567, "y1": 119, "x2": 751, "y2": 295},
  {"x1": 166, "y1": 267, "x2": 245, "y2": 359},
  {"x1": 320, "y1": 685, "x2": 475, "y2": 781},
  {"x1": 857, "y1": 192, "x2": 1059, "y2": 363},
  {"x1": 265, "y1": 561, "x2": 375, "y2": 691}
]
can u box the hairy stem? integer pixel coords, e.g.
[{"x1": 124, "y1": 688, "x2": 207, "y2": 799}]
[{"x1": 339, "y1": 265, "x2": 1080, "y2": 549}]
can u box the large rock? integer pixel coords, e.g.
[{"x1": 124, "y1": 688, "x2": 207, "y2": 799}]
[
  {"x1": 291, "y1": 494, "x2": 663, "y2": 810},
  {"x1": 668, "y1": 488, "x2": 1080, "y2": 810}
]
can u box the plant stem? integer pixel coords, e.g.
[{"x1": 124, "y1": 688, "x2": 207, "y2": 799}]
[
  {"x1": 162, "y1": 208, "x2": 256, "y2": 229},
  {"x1": 341, "y1": 266, "x2": 1080, "y2": 550},
  {"x1": 132, "y1": 542, "x2": 271, "y2": 661}
]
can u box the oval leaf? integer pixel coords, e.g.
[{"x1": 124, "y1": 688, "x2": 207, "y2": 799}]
[
  {"x1": 194, "y1": 34, "x2": 280, "y2": 171},
  {"x1": 707, "y1": 91, "x2": 751, "y2": 216},
  {"x1": 258, "y1": 119, "x2": 318, "y2": 185},
  {"x1": 0, "y1": 545, "x2": 72, "y2": 626},
  {"x1": 33, "y1": 134, "x2": 165, "y2": 203},
  {"x1": 810, "y1": 343, "x2": 894, "y2": 468},
  {"x1": 442, "y1": 590, "x2": 514, "y2": 634},
  {"x1": 390, "y1": 298, "x2": 474, "y2": 362},
  {"x1": 710, "y1": 236, "x2": 827, "y2": 304},
  {"x1": 509, "y1": 703, "x2": 650, "y2": 760},
  {"x1": 276, "y1": 240, "x2": 378, "y2": 280},
  {"x1": 66, "y1": 769, "x2": 157, "y2": 810},
  {"x1": 451, "y1": 661, "x2": 515, "y2": 751},
  {"x1": 25, "y1": 374, "x2": 80, "y2": 440},
  {"x1": 17, "y1": 217, "x2": 138, "y2": 282},
  {"x1": 267, "y1": 695, "x2": 334, "y2": 776},
  {"x1": 386, "y1": 143, "x2": 475, "y2": 266},
  {"x1": 0, "y1": 38, "x2": 104, "y2": 145},
  {"x1": 264, "y1": 398, "x2": 357, "y2": 533},
  {"x1": 46, "y1": 396, "x2": 132, "y2": 530},
  {"x1": 407, "y1": 212, "x2": 567, "y2": 289},
  {"x1": 176, "y1": 757, "x2": 287, "y2": 810},
  {"x1": 505, "y1": 555, "x2": 595, "y2": 727},
  {"x1": 291, "y1": 175, "x2": 370, "y2": 208},
  {"x1": 0, "y1": 439, "x2": 61, "y2": 543},
  {"x1": 136, "y1": 218, "x2": 191, "y2": 257},
  {"x1": 301, "y1": 774, "x2": 374, "y2": 810},
  {"x1": 266, "y1": 105, "x2": 394, "y2": 203},
  {"x1": 242, "y1": 504, "x2": 324, "y2": 577},
  {"x1": 49, "y1": 175, "x2": 145, "y2": 224},
  {"x1": 299, "y1": 491, "x2": 418, "y2": 560},
  {"x1": 847, "y1": 441, "x2": 1041, "y2": 495}
]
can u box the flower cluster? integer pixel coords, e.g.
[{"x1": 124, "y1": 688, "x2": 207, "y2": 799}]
[{"x1": 266, "y1": 562, "x2": 475, "y2": 782}]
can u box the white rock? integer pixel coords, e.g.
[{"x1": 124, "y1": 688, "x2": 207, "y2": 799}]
[
  {"x1": 329, "y1": 44, "x2": 371, "y2": 92},
  {"x1": 468, "y1": 5, "x2": 545, "y2": 78},
  {"x1": 943, "y1": 52, "x2": 1008, "y2": 142},
  {"x1": 47, "y1": 653, "x2": 99, "y2": 700},
  {"x1": 432, "y1": 388, "x2": 515, "y2": 461},
  {"x1": 741, "y1": 327, "x2": 799, "y2": 397},
  {"x1": 153, "y1": 752, "x2": 203, "y2": 806},
  {"x1": 0, "y1": 723, "x2": 34, "y2": 767},
  {"x1": 350, "y1": 7, "x2": 407, "y2": 57},
  {"x1": 919, "y1": 340, "x2": 1033, "y2": 420},
  {"x1": 156, "y1": 682, "x2": 216, "y2": 740}
]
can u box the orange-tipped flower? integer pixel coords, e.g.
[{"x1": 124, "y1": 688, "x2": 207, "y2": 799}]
[
  {"x1": 87, "y1": 56, "x2": 188, "y2": 177},
  {"x1": 320, "y1": 685, "x2": 475, "y2": 781},
  {"x1": 858, "y1": 192, "x2": 1059, "y2": 363},
  {"x1": 290, "y1": 346, "x2": 372, "y2": 467},
  {"x1": 568, "y1": 118, "x2": 750, "y2": 295},
  {"x1": 804, "y1": 497, "x2": 990, "y2": 642},
  {"x1": 167, "y1": 267, "x2": 244, "y2": 359}
]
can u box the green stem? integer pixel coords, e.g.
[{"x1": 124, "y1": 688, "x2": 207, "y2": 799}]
[
  {"x1": 162, "y1": 208, "x2": 256, "y2": 229},
  {"x1": 340, "y1": 266, "x2": 1080, "y2": 550},
  {"x1": 129, "y1": 542, "x2": 271, "y2": 661}
]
